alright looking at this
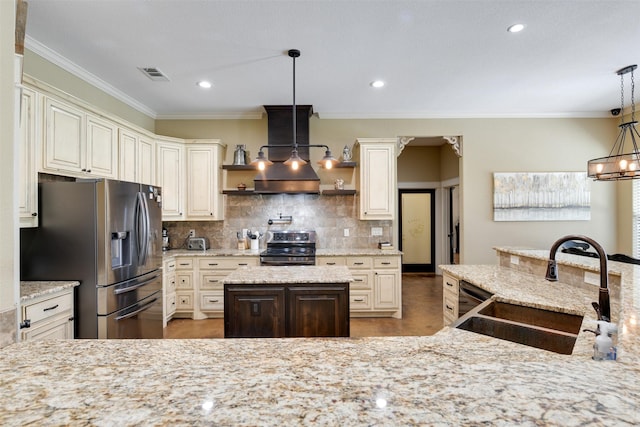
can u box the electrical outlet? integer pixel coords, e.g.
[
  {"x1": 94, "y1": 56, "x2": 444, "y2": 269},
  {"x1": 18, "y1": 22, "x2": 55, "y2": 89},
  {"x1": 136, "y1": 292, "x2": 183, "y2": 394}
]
[
  {"x1": 189, "y1": 229, "x2": 196, "y2": 238},
  {"x1": 371, "y1": 227, "x2": 383, "y2": 236},
  {"x1": 343, "y1": 228, "x2": 350, "y2": 237}
]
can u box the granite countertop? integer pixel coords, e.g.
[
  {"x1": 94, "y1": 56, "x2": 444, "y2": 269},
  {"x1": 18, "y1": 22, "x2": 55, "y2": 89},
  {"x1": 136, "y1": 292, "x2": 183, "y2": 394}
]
[
  {"x1": 223, "y1": 265, "x2": 353, "y2": 284},
  {"x1": 163, "y1": 248, "x2": 402, "y2": 258},
  {"x1": 3, "y1": 250, "x2": 640, "y2": 425},
  {"x1": 19, "y1": 281, "x2": 80, "y2": 302}
]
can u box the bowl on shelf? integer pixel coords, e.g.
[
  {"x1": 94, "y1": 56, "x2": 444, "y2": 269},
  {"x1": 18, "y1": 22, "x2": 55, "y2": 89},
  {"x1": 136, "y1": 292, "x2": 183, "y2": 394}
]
[{"x1": 237, "y1": 183, "x2": 247, "y2": 191}]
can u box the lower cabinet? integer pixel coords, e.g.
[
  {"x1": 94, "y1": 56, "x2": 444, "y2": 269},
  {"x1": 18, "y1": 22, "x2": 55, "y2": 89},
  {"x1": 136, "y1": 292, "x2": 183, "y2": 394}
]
[
  {"x1": 21, "y1": 289, "x2": 74, "y2": 341},
  {"x1": 317, "y1": 254, "x2": 402, "y2": 318},
  {"x1": 224, "y1": 283, "x2": 350, "y2": 338},
  {"x1": 442, "y1": 272, "x2": 460, "y2": 325},
  {"x1": 224, "y1": 286, "x2": 286, "y2": 338}
]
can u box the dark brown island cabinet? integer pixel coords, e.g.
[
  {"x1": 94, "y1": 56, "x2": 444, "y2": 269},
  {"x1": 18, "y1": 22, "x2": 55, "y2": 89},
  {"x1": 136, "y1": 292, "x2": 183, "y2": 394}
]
[{"x1": 224, "y1": 283, "x2": 350, "y2": 338}]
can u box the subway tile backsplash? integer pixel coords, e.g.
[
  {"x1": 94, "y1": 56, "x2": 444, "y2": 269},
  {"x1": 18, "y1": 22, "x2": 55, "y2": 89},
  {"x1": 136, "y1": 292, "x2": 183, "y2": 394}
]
[{"x1": 164, "y1": 194, "x2": 392, "y2": 250}]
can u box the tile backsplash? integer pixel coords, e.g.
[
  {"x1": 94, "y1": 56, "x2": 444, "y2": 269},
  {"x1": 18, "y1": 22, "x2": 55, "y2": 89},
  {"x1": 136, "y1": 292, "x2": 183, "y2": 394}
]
[{"x1": 164, "y1": 194, "x2": 392, "y2": 251}]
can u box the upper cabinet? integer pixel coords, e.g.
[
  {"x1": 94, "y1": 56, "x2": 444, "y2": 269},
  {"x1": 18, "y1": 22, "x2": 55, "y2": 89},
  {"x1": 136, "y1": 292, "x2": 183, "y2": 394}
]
[
  {"x1": 119, "y1": 128, "x2": 155, "y2": 185},
  {"x1": 18, "y1": 87, "x2": 39, "y2": 227},
  {"x1": 156, "y1": 138, "x2": 185, "y2": 221},
  {"x1": 185, "y1": 140, "x2": 225, "y2": 220},
  {"x1": 42, "y1": 96, "x2": 118, "y2": 179},
  {"x1": 356, "y1": 138, "x2": 397, "y2": 220}
]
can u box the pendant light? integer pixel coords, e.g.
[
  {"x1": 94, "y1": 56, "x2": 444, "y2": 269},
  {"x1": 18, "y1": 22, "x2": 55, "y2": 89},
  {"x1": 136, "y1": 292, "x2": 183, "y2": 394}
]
[
  {"x1": 251, "y1": 49, "x2": 339, "y2": 170},
  {"x1": 588, "y1": 65, "x2": 640, "y2": 181}
]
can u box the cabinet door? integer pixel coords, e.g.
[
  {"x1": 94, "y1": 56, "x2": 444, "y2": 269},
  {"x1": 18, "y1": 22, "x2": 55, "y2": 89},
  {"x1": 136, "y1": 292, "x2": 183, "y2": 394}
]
[
  {"x1": 186, "y1": 145, "x2": 218, "y2": 219},
  {"x1": 22, "y1": 315, "x2": 73, "y2": 341},
  {"x1": 156, "y1": 141, "x2": 185, "y2": 220},
  {"x1": 86, "y1": 114, "x2": 118, "y2": 178},
  {"x1": 224, "y1": 286, "x2": 285, "y2": 338},
  {"x1": 119, "y1": 129, "x2": 138, "y2": 182},
  {"x1": 138, "y1": 136, "x2": 155, "y2": 185},
  {"x1": 374, "y1": 271, "x2": 399, "y2": 310},
  {"x1": 18, "y1": 88, "x2": 38, "y2": 227},
  {"x1": 44, "y1": 97, "x2": 84, "y2": 173},
  {"x1": 287, "y1": 285, "x2": 349, "y2": 337},
  {"x1": 359, "y1": 141, "x2": 396, "y2": 220}
]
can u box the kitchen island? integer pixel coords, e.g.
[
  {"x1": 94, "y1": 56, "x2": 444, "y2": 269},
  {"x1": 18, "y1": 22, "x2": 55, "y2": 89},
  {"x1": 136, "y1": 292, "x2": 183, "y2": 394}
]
[
  {"x1": 1, "y1": 252, "x2": 640, "y2": 425},
  {"x1": 223, "y1": 265, "x2": 352, "y2": 338}
]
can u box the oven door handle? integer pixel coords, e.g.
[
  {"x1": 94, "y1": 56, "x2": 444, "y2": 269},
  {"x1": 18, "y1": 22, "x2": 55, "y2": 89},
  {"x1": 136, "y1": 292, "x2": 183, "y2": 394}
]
[{"x1": 115, "y1": 297, "x2": 158, "y2": 321}]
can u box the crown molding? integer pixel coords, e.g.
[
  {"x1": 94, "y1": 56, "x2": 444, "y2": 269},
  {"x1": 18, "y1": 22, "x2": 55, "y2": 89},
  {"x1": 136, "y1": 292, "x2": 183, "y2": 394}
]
[{"x1": 25, "y1": 35, "x2": 157, "y2": 119}]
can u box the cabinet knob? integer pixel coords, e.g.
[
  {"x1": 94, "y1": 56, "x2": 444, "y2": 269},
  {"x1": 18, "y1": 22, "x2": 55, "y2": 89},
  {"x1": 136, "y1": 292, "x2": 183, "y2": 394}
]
[
  {"x1": 19, "y1": 319, "x2": 31, "y2": 329},
  {"x1": 354, "y1": 298, "x2": 364, "y2": 302},
  {"x1": 31, "y1": 212, "x2": 37, "y2": 217}
]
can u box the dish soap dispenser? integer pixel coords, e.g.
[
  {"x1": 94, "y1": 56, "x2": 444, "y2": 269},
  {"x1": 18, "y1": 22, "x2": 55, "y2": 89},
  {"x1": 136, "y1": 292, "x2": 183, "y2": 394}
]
[{"x1": 591, "y1": 320, "x2": 618, "y2": 361}]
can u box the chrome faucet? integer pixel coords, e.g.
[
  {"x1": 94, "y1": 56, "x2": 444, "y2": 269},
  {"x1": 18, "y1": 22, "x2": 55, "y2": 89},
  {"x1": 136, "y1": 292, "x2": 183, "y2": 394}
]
[{"x1": 545, "y1": 235, "x2": 611, "y2": 321}]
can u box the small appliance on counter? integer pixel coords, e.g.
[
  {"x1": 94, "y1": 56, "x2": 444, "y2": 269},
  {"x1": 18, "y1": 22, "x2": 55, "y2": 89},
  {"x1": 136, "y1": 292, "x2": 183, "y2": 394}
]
[
  {"x1": 162, "y1": 228, "x2": 169, "y2": 251},
  {"x1": 187, "y1": 237, "x2": 209, "y2": 250}
]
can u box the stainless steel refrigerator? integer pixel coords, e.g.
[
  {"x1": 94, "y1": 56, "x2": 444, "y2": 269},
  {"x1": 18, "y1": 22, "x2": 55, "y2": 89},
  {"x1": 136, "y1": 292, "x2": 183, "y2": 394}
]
[{"x1": 21, "y1": 179, "x2": 163, "y2": 339}]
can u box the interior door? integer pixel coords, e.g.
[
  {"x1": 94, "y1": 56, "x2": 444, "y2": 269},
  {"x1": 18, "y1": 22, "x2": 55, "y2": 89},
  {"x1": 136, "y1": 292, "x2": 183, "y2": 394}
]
[{"x1": 399, "y1": 189, "x2": 436, "y2": 272}]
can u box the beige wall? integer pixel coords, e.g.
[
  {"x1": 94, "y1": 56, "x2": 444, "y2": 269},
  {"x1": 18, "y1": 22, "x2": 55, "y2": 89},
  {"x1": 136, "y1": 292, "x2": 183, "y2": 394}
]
[
  {"x1": 397, "y1": 146, "x2": 441, "y2": 183},
  {"x1": 24, "y1": 50, "x2": 155, "y2": 131},
  {"x1": 439, "y1": 144, "x2": 460, "y2": 182},
  {"x1": 159, "y1": 116, "x2": 618, "y2": 263}
]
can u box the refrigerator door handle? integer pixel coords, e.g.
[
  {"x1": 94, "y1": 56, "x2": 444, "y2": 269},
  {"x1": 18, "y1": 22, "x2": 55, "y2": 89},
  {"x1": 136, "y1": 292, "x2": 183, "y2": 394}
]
[
  {"x1": 115, "y1": 296, "x2": 158, "y2": 321},
  {"x1": 113, "y1": 275, "x2": 160, "y2": 295},
  {"x1": 136, "y1": 192, "x2": 150, "y2": 265}
]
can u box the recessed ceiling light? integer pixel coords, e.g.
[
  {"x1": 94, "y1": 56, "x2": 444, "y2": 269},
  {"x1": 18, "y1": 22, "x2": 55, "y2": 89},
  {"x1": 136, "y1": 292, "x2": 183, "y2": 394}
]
[
  {"x1": 370, "y1": 80, "x2": 385, "y2": 88},
  {"x1": 197, "y1": 80, "x2": 212, "y2": 89},
  {"x1": 507, "y1": 23, "x2": 525, "y2": 33}
]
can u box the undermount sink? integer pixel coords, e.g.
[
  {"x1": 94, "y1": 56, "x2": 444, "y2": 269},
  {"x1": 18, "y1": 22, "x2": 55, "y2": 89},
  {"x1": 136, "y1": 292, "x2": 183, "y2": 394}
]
[{"x1": 454, "y1": 300, "x2": 584, "y2": 355}]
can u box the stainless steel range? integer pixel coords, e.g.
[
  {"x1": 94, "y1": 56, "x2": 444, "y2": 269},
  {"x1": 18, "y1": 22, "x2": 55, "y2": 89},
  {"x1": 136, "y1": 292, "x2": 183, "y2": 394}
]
[{"x1": 260, "y1": 230, "x2": 316, "y2": 266}]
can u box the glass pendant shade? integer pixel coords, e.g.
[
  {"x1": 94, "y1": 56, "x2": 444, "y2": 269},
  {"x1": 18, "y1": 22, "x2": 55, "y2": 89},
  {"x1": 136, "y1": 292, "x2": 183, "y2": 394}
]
[
  {"x1": 283, "y1": 149, "x2": 306, "y2": 170},
  {"x1": 318, "y1": 149, "x2": 339, "y2": 169},
  {"x1": 250, "y1": 150, "x2": 273, "y2": 171}
]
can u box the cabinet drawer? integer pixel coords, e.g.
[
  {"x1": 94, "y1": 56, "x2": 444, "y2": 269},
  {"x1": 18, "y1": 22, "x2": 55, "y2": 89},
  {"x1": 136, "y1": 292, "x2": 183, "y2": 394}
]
[
  {"x1": 175, "y1": 258, "x2": 194, "y2": 270},
  {"x1": 22, "y1": 316, "x2": 72, "y2": 341},
  {"x1": 317, "y1": 257, "x2": 346, "y2": 266},
  {"x1": 442, "y1": 273, "x2": 459, "y2": 297},
  {"x1": 176, "y1": 292, "x2": 194, "y2": 310},
  {"x1": 165, "y1": 259, "x2": 177, "y2": 272},
  {"x1": 166, "y1": 293, "x2": 177, "y2": 316},
  {"x1": 373, "y1": 256, "x2": 399, "y2": 269},
  {"x1": 350, "y1": 272, "x2": 372, "y2": 290},
  {"x1": 24, "y1": 293, "x2": 73, "y2": 325},
  {"x1": 198, "y1": 257, "x2": 258, "y2": 270},
  {"x1": 443, "y1": 292, "x2": 458, "y2": 323},
  {"x1": 200, "y1": 291, "x2": 224, "y2": 311},
  {"x1": 165, "y1": 273, "x2": 176, "y2": 293},
  {"x1": 176, "y1": 273, "x2": 193, "y2": 289},
  {"x1": 350, "y1": 291, "x2": 372, "y2": 310},
  {"x1": 347, "y1": 257, "x2": 373, "y2": 269},
  {"x1": 200, "y1": 273, "x2": 226, "y2": 290}
]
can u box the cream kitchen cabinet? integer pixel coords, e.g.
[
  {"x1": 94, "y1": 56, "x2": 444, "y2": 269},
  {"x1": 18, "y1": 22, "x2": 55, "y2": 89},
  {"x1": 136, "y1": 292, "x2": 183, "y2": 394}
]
[
  {"x1": 43, "y1": 97, "x2": 118, "y2": 179},
  {"x1": 442, "y1": 272, "x2": 459, "y2": 325},
  {"x1": 317, "y1": 254, "x2": 402, "y2": 318},
  {"x1": 163, "y1": 258, "x2": 177, "y2": 326},
  {"x1": 156, "y1": 137, "x2": 186, "y2": 220},
  {"x1": 355, "y1": 138, "x2": 397, "y2": 220},
  {"x1": 173, "y1": 258, "x2": 195, "y2": 317},
  {"x1": 21, "y1": 289, "x2": 74, "y2": 341},
  {"x1": 18, "y1": 87, "x2": 39, "y2": 227},
  {"x1": 119, "y1": 128, "x2": 155, "y2": 185},
  {"x1": 185, "y1": 140, "x2": 225, "y2": 220}
]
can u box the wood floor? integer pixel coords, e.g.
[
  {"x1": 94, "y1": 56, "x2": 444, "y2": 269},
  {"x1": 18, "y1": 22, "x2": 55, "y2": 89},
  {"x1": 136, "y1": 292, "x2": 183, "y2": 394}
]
[{"x1": 164, "y1": 273, "x2": 443, "y2": 339}]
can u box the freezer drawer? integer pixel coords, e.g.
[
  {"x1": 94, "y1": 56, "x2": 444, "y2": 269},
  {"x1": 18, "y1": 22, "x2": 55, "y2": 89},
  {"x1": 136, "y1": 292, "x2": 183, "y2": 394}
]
[
  {"x1": 97, "y1": 290, "x2": 163, "y2": 339},
  {"x1": 97, "y1": 270, "x2": 162, "y2": 315}
]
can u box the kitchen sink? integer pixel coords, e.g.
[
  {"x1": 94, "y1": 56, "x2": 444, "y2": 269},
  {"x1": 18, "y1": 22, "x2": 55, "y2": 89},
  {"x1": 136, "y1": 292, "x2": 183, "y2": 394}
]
[{"x1": 455, "y1": 301, "x2": 584, "y2": 355}]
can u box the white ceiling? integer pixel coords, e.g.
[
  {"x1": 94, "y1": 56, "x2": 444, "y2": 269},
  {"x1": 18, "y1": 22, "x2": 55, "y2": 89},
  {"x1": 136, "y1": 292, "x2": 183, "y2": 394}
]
[{"x1": 23, "y1": 0, "x2": 640, "y2": 120}]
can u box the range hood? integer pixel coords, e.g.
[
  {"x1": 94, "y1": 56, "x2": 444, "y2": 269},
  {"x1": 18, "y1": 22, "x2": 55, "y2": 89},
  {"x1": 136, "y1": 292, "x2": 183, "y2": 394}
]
[{"x1": 254, "y1": 105, "x2": 320, "y2": 194}]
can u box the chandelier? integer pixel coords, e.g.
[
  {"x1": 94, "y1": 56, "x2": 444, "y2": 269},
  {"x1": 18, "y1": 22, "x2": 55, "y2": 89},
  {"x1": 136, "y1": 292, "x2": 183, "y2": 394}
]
[
  {"x1": 588, "y1": 64, "x2": 640, "y2": 181},
  {"x1": 251, "y1": 49, "x2": 338, "y2": 171}
]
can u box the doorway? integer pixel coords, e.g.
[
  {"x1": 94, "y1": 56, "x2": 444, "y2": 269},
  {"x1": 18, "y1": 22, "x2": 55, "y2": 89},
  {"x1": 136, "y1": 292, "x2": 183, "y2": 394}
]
[{"x1": 399, "y1": 189, "x2": 436, "y2": 272}]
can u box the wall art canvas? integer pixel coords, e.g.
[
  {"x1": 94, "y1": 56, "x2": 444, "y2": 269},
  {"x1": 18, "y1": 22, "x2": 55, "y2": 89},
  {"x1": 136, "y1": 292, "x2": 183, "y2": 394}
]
[{"x1": 493, "y1": 172, "x2": 590, "y2": 221}]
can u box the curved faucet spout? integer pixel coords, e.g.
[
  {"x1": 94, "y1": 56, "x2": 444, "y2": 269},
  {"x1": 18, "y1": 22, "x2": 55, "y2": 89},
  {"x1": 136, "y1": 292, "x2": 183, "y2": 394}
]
[{"x1": 545, "y1": 235, "x2": 611, "y2": 321}]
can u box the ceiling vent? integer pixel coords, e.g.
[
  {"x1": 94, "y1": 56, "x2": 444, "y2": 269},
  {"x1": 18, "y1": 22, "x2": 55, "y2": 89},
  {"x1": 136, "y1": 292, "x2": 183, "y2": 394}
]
[{"x1": 138, "y1": 67, "x2": 170, "y2": 81}]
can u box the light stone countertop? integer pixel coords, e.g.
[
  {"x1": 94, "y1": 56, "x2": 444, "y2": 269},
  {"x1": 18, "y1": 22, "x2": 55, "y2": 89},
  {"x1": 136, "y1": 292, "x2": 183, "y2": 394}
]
[
  {"x1": 4, "y1": 248, "x2": 640, "y2": 425},
  {"x1": 162, "y1": 248, "x2": 402, "y2": 259},
  {"x1": 223, "y1": 265, "x2": 353, "y2": 284},
  {"x1": 19, "y1": 281, "x2": 80, "y2": 302}
]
